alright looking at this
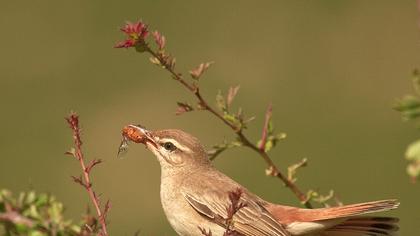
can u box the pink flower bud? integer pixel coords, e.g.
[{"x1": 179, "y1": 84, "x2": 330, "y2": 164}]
[{"x1": 152, "y1": 31, "x2": 166, "y2": 50}]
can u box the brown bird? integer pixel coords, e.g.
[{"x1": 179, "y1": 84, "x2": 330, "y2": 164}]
[{"x1": 121, "y1": 125, "x2": 399, "y2": 236}]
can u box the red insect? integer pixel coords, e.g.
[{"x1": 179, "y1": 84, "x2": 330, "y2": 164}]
[{"x1": 118, "y1": 125, "x2": 148, "y2": 157}]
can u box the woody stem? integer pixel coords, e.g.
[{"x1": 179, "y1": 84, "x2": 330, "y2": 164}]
[{"x1": 145, "y1": 46, "x2": 312, "y2": 208}]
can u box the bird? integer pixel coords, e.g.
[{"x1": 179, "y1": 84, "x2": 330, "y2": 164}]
[{"x1": 120, "y1": 125, "x2": 399, "y2": 236}]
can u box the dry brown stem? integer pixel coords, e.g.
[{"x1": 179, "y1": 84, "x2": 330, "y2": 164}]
[{"x1": 65, "y1": 113, "x2": 110, "y2": 235}]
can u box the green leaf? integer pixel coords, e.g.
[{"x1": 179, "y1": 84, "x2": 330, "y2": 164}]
[
  {"x1": 265, "y1": 141, "x2": 273, "y2": 152},
  {"x1": 407, "y1": 163, "x2": 420, "y2": 179},
  {"x1": 216, "y1": 90, "x2": 226, "y2": 112},
  {"x1": 257, "y1": 133, "x2": 287, "y2": 152},
  {"x1": 275, "y1": 132, "x2": 287, "y2": 140},
  {"x1": 405, "y1": 139, "x2": 420, "y2": 180},
  {"x1": 26, "y1": 191, "x2": 36, "y2": 205},
  {"x1": 34, "y1": 194, "x2": 48, "y2": 207},
  {"x1": 15, "y1": 223, "x2": 30, "y2": 233},
  {"x1": 304, "y1": 189, "x2": 336, "y2": 207},
  {"x1": 395, "y1": 95, "x2": 420, "y2": 110},
  {"x1": 69, "y1": 224, "x2": 81, "y2": 233},
  {"x1": 0, "y1": 189, "x2": 13, "y2": 203},
  {"x1": 412, "y1": 69, "x2": 420, "y2": 95},
  {"x1": 207, "y1": 139, "x2": 243, "y2": 160},
  {"x1": 287, "y1": 158, "x2": 308, "y2": 183},
  {"x1": 28, "y1": 230, "x2": 47, "y2": 236},
  {"x1": 405, "y1": 139, "x2": 420, "y2": 161},
  {"x1": 223, "y1": 113, "x2": 238, "y2": 124},
  {"x1": 65, "y1": 147, "x2": 76, "y2": 156},
  {"x1": 48, "y1": 202, "x2": 64, "y2": 223},
  {"x1": 26, "y1": 205, "x2": 41, "y2": 220},
  {"x1": 403, "y1": 108, "x2": 420, "y2": 121},
  {"x1": 267, "y1": 120, "x2": 274, "y2": 135},
  {"x1": 18, "y1": 192, "x2": 26, "y2": 207}
]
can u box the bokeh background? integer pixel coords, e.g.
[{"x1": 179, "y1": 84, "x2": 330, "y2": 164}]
[{"x1": 1, "y1": 0, "x2": 420, "y2": 235}]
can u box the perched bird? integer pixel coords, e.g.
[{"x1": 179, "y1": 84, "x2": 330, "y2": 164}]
[{"x1": 121, "y1": 125, "x2": 399, "y2": 236}]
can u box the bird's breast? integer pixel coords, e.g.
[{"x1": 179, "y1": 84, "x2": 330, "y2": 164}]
[{"x1": 159, "y1": 174, "x2": 225, "y2": 236}]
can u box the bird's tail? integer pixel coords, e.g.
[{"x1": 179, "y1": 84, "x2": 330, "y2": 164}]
[
  {"x1": 307, "y1": 200, "x2": 399, "y2": 221},
  {"x1": 267, "y1": 199, "x2": 399, "y2": 236},
  {"x1": 268, "y1": 199, "x2": 399, "y2": 223},
  {"x1": 323, "y1": 216, "x2": 399, "y2": 236}
]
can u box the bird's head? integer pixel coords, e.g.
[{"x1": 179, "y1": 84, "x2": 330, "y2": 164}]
[{"x1": 120, "y1": 125, "x2": 211, "y2": 169}]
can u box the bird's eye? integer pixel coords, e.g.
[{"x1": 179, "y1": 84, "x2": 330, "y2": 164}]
[{"x1": 163, "y1": 142, "x2": 176, "y2": 151}]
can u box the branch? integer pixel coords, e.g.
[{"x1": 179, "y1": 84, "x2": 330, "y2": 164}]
[
  {"x1": 65, "y1": 113, "x2": 110, "y2": 235},
  {"x1": 0, "y1": 212, "x2": 34, "y2": 228},
  {"x1": 144, "y1": 46, "x2": 312, "y2": 208},
  {"x1": 224, "y1": 188, "x2": 247, "y2": 235},
  {"x1": 199, "y1": 227, "x2": 213, "y2": 236},
  {"x1": 199, "y1": 189, "x2": 246, "y2": 236},
  {"x1": 115, "y1": 21, "x2": 312, "y2": 208}
]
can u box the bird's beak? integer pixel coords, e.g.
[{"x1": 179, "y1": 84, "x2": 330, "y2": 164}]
[{"x1": 121, "y1": 124, "x2": 158, "y2": 149}]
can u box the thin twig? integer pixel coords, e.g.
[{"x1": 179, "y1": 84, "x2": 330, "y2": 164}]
[
  {"x1": 0, "y1": 212, "x2": 34, "y2": 228},
  {"x1": 259, "y1": 103, "x2": 273, "y2": 152},
  {"x1": 224, "y1": 188, "x2": 247, "y2": 235},
  {"x1": 145, "y1": 46, "x2": 312, "y2": 208},
  {"x1": 65, "y1": 113, "x2": 110, "y2": 235}
]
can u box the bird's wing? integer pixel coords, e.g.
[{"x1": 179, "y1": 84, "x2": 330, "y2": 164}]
[{"x1": 182, "y1": 188, "x2": 290, "y2": 236}]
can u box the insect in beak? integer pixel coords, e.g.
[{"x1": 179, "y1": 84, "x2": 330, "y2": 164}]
[{"x1": 117, "y1": 124, "x2": 157, "y2": 158}]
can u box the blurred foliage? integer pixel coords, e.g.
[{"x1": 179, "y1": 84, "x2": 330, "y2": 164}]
[
  {"x1": 0, "y1": 189, "x2": 98, "y2": 236},
  {"x1": 394, "y1": 69, "x2": 420, "y2": 182},
  {"x1": 405, "y1": 140, "x2": 420, "y2": 180}
]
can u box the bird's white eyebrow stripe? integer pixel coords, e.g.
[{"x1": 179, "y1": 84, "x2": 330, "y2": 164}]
[{"x1": 159, "y1": 138, "x2": 192, "y2": 152}]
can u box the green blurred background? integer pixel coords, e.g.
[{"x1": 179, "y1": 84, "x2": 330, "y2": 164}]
[{"x1": 1, "y1": 0, "x2": 419, "y2": 235}]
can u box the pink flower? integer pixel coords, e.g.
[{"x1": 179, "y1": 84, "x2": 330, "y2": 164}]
[
  {"x1": 114, "y1": 38, "x2": 137, "y2": 48},
  {"x1": 114, "y1": 21, "x2": 149, "y2": 48},
  {"x1": 121, "y1": 21, "x2": 148, "y2": 38}
]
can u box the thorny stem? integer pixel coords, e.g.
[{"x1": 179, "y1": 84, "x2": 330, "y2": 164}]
[
  {"x1": 145, "y1": 46, "x2": 313, "y2": 208},
  {"x1": 76, "y1": 151, "x2": 108, "y2": 235},
  {"x1": 66, "y1": 114, "x2": 109, "y2": 235}
]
